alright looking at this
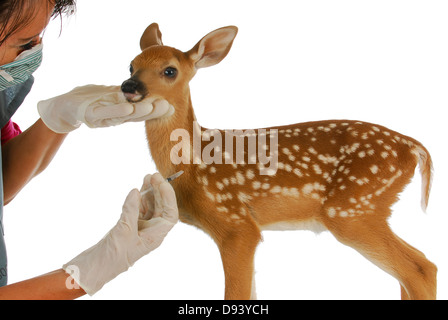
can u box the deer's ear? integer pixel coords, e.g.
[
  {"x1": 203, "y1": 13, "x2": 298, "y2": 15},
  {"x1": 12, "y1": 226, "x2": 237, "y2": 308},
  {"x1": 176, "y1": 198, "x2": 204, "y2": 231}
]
[
  {"x1": 140, "y1": 23, "x2": 163, "y2": 50},
  {"x1": 187, "y1": 26, "x2": 238, "y2": 69}
]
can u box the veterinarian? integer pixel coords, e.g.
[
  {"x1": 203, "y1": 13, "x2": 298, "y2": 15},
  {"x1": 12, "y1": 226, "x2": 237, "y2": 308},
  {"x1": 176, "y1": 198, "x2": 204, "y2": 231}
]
[{"x1": 0, "y1": 0, "x2": 178, "y2": 299}]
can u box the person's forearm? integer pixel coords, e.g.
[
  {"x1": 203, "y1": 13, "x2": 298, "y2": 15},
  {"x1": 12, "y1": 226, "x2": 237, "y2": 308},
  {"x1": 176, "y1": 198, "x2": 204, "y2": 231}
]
[
  {"x1": 0, "y1": 269, "x2": 86, "y2": 300},
  {"x1": 1, "y1": 118, "x2": 67, "y2": 204}
]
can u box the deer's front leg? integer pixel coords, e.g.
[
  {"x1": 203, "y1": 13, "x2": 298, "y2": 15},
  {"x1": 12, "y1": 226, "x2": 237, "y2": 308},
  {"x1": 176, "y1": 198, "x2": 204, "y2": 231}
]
[{"x1": 216, "y1": 224, "x2": 261, "y2": 300}]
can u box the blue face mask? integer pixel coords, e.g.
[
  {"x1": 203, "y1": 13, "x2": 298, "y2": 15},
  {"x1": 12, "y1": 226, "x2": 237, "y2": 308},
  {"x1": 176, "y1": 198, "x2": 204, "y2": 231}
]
[{"x1": 0, "y1": 43, "x2": 43, "y2": 91}]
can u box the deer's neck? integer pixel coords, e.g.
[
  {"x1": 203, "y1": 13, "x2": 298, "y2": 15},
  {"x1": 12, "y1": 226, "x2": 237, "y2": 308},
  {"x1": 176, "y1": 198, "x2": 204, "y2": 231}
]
[{"x1": 145, "y1": 93, "x2": 198, "y2": 178}]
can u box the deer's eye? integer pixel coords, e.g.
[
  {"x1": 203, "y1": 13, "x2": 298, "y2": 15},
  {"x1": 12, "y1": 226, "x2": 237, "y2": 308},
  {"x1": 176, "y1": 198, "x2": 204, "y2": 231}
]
[{"x1": 164, "y1": 67, "x2": 177, "y2": 78}]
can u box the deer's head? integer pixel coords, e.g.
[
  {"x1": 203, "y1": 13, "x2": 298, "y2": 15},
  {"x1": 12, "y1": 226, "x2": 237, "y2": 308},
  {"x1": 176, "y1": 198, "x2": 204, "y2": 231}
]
[{"x1": 121, "y1": 23, "x2": 238, "y2": 113}]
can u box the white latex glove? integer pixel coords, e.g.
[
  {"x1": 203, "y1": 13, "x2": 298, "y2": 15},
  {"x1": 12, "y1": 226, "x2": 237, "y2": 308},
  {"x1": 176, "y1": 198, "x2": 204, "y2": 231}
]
[
  {"x1": 38, "y1": 85, "x2": 175, "y2": 133},
  {"x1": 63, "y1": 173, "x2": 178, "y2": 296}
]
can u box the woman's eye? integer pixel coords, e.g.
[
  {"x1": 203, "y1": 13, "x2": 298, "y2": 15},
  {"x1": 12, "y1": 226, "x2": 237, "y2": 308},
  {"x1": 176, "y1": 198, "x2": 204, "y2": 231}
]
[
  {"x1": 20, "y1": 41, "x2": 36, "y2": 51},
  {"x1": 19, "y1": 36, "x2": 41, "y2": 53},
  {"x1": 164, "y1": 67, "x2": 177, "y2": 78}
]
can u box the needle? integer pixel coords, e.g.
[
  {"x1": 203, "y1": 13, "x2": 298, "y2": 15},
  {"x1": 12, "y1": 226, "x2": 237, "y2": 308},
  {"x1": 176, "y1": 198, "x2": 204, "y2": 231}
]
[{"x1": 140, "y1": 170, "x2": 184, "y2": 196}]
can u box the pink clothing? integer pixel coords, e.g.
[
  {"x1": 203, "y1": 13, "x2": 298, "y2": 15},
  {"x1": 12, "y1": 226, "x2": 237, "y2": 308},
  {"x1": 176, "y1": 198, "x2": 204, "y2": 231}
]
[{"x1": 1, "y1": 120, "x2": 22, "y2": 145}]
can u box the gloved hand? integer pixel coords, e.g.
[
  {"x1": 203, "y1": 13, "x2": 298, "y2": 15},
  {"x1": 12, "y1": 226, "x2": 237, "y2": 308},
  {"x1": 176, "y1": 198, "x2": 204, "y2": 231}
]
[
  {"x1": 63, "y1": 173, "x2": 178, "y2": 296},
  {"x1": 38, "y1": 85, "x2": 175, "y2": 133}
]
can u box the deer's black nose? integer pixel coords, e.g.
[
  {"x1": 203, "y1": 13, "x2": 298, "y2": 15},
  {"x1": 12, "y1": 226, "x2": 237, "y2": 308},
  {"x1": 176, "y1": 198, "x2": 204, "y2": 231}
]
[
  {"x1": 121, "y1": 78, "x2": 146, "y2": 102},
  {"x1": 121, "y1": 78, "x2": 140, "y2": 94}
]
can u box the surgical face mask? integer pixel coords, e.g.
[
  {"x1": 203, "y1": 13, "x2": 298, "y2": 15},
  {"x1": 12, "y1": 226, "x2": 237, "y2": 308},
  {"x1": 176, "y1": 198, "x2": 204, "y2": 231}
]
[{"x1": 0, "y1": 43, "x2": 43, "y2": 91}]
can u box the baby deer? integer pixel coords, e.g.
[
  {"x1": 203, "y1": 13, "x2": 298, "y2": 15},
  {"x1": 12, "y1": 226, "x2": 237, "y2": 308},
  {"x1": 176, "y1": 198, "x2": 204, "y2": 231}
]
[{"x1": 121, "y1": 23, "x2": 436, "y2": 300}]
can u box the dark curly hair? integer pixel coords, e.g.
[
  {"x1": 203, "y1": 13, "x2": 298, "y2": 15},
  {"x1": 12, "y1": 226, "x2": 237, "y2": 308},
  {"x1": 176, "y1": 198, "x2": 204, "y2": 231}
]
[{"x1": 0, "y1": 0, "x2": 76, "y2": 46}]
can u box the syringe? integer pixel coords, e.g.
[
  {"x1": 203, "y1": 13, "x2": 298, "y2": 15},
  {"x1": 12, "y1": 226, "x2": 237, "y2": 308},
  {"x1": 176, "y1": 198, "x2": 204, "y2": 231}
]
[{"x1": 140, "y1": 170, "x2": 184, "y2": 196}]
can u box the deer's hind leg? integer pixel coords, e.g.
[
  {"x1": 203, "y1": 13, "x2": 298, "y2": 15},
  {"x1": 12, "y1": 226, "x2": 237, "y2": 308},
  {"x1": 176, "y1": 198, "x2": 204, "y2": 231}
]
[{"x1": 322, "y1": 206, "x2": 437, "y2": 300}]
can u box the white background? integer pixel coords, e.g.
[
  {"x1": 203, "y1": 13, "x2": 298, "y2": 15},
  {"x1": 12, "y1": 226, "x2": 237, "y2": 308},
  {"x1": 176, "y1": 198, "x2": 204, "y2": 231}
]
[{"x1": 3, "y1": 0, "x2": 447, "y2": 299}]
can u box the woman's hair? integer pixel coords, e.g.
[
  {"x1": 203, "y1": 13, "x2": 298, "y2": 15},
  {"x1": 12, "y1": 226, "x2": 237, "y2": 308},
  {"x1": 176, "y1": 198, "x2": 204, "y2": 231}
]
[{"x1": 0, "y1": 0, "x2": 76, "y2": 46}]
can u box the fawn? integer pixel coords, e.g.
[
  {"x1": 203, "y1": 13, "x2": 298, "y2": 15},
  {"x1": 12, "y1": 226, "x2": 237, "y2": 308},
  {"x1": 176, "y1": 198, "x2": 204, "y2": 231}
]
[{"x1": 121, "y1": 23, "x2": 437, "y2": 300}]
